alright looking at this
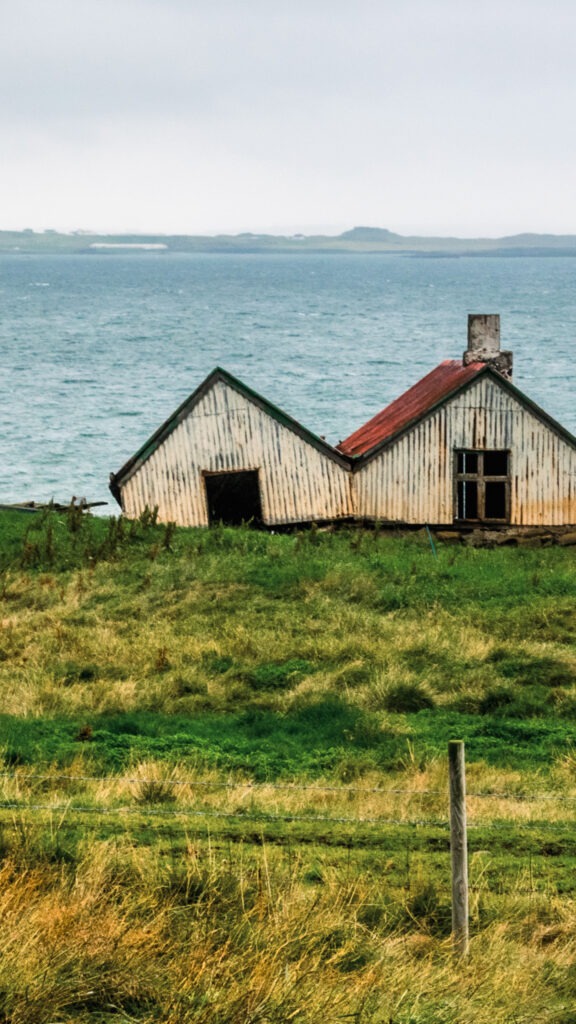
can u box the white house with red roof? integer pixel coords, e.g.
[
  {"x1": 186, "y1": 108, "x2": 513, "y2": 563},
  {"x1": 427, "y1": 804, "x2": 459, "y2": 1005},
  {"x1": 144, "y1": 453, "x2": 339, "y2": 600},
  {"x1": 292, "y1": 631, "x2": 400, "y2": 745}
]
[
  {"x1": 338, "y1": 315, "x2": 576, "y2": 527},
  {"x1": 111, "y1": 315, "x2": 576, "y2": 529}
]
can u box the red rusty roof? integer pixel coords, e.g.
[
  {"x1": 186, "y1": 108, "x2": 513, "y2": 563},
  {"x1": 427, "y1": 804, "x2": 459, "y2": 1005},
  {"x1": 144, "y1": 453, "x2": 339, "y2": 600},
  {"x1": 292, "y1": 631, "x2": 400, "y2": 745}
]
[{"x1": 337, "y1": 359, "x2": 486, "y2": 457}]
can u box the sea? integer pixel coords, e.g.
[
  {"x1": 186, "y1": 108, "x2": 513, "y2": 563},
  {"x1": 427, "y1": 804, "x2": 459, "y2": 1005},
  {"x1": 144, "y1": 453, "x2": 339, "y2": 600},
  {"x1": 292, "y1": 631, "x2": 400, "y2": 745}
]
[{"x1": 1, "y1": 252, "x2": 576, "y2": 513}]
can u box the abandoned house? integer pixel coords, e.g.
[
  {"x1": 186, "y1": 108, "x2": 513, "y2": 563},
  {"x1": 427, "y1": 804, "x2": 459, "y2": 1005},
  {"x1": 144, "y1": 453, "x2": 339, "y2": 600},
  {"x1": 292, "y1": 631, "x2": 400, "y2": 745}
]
[
  {"x1": 110, "y1": 314, "x2": 576, "y2": 529},
  {"x1": 109, "y1": 367, "x2": 352, "y2": 528}
]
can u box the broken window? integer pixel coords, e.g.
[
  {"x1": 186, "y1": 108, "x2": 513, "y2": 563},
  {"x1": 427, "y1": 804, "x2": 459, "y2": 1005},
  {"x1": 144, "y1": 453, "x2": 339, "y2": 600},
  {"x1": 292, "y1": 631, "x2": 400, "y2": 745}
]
[
  {"x1": 204, "y1": 469, "x2": 263, "y2": 527},
  {"x1": 455, "y1": 450, "x2": 510, "y2": 523}
]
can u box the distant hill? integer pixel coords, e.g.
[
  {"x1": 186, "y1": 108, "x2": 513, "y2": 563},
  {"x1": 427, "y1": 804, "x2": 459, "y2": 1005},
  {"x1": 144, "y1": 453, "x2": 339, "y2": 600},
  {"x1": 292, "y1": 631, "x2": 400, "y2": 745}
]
[
  {"x1": 2, "y1": 226, "x2": 576, "y2": 255},
  {"x1": 337, "y1": 226, "x2": 403, "y2": 242}
]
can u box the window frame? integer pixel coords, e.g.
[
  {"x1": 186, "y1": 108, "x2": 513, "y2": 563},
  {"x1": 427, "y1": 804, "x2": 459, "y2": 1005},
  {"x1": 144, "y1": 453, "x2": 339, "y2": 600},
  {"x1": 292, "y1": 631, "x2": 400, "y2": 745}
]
[{"x1": 453, "y1": 449, "x2": 511, "y2": 524}]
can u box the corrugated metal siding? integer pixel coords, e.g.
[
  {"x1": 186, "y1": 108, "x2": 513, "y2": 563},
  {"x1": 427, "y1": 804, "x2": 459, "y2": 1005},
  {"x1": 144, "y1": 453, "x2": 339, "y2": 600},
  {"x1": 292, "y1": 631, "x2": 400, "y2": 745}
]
[
  {"x1": 120, "y1": 379, "x2": 351, "y2": 525},
  {"x1": 353, "y1": 377, "x2": 576, "y2": 525}
]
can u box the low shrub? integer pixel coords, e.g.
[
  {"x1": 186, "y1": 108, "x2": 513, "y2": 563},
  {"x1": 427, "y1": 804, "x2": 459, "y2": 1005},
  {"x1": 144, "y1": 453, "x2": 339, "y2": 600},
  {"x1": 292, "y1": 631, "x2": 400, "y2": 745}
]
[
  {"x1": 487, "y1": 649, "x2": 574, "y2": 688},
  {"x1": 406, "y1": 881, "x2": 452, "y2": 936},
  {"x1": 478, "y1": 686, "x2": 515, "y2": 714},
  {"x1": 382, "y1": 682, "x2": 436, "y2": 713},
  {"x1": 245, "y1": 659, "x2": 315, "y2": 690},
  {"x1": 478, "y1": 686, "x2": 548, "y2": 718}
]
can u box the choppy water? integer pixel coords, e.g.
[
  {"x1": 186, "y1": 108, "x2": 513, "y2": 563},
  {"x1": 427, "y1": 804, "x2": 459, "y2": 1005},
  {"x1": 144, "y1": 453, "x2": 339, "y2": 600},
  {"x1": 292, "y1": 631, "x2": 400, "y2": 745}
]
[{"x1": 1, "y1": 252, "x2": 575, "y2": 511}]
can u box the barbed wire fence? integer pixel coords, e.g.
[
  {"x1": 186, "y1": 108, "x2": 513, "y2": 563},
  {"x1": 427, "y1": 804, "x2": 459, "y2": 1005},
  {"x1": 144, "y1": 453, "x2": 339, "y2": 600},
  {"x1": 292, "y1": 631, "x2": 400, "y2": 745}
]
[{"x1": 0, "y1": 741, "x2": 573, "y2": 953}]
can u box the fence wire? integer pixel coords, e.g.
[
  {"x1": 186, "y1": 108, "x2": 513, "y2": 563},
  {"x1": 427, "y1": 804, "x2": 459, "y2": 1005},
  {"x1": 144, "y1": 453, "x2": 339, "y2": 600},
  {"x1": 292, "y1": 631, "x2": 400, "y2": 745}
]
[
  {"x1": 1, "y1": 770, "x2": 575, "y2": 802},
  {"x1": 0, "y1": 800, "x2": 450, "y2": 828},
  {"x1": 0, "y1": 813, "x2": 572, "y2": 901},
  {"x1": 0, "y1": 799, "x2": 574, "y2": 834}
]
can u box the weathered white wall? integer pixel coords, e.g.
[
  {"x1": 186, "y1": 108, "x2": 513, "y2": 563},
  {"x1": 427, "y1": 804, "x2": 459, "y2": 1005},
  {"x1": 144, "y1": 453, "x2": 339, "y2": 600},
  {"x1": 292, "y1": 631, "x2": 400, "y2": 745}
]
[
  {"x1": 120, "y1": 378, "x2": 352, "y2": 526},
  {"x1": 353, "y1": 377, "x2": 576, "y2": 525}
]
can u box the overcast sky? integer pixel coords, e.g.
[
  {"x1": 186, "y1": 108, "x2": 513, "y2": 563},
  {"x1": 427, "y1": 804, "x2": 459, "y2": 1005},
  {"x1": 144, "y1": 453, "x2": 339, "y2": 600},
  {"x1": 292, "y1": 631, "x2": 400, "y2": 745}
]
[{"x1": 2, "y1": 0, "x2": 575, "y2": 236}]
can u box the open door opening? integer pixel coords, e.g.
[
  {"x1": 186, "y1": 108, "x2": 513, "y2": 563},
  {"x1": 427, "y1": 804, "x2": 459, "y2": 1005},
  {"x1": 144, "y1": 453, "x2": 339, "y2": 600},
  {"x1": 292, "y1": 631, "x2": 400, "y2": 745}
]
[{"x1": 204, "y1": 470, "x2": 263, "y2": 527}]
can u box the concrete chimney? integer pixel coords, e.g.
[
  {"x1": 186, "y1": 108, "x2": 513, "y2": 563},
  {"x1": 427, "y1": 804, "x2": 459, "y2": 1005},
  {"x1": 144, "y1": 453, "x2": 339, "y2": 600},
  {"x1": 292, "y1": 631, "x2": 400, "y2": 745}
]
[{"x1": 463, "y1": 314, "x2": 513, "y2": 380}]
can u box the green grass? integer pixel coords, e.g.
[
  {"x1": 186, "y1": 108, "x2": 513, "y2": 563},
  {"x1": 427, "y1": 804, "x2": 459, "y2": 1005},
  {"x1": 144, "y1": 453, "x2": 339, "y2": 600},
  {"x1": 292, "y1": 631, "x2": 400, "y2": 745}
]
[
  {"x1": 1, "y1": 705, "x2": 574, "y2": 779},
  {"x1": 1, "y1": 509, "x2": 576, "y2": 1021},
  {"x1": 1, "y1": 508, "x2": 576, "y2": 778}
]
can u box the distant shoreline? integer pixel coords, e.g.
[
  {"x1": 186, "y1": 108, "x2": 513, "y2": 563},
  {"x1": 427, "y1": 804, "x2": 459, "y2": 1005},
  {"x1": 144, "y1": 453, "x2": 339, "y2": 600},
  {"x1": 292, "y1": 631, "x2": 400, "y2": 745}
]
[{"x1": 3, "y1": 226, "x2": 576, "y2": 257}]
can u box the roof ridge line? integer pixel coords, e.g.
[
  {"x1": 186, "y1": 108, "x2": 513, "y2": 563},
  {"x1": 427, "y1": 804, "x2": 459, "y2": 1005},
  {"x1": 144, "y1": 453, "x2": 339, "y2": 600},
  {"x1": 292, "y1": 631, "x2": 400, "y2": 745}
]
[{"x1": 111, "y1": 366, "x2": 350, "y2": 493}]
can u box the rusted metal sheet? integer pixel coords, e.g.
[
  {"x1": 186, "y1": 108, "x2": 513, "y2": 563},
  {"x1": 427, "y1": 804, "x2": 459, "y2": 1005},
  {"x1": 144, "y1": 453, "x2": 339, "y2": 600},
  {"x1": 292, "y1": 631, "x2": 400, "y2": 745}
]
[
  {"x1": 352, "y1": 376, "x2": 576, "y2": 525},
  {"x1": 338, "y1": 361, "x2": 485, "y2": 457},
  {"x1": 120, "y1": 377, "x2": 351, "y2": 526}
]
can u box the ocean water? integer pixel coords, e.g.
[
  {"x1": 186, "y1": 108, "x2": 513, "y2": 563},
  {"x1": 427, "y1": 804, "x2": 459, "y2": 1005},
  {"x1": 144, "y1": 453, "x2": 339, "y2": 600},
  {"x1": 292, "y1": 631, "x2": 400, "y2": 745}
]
[{"x1": 1, "y1": 252, "x2": 576, "y2": 512}]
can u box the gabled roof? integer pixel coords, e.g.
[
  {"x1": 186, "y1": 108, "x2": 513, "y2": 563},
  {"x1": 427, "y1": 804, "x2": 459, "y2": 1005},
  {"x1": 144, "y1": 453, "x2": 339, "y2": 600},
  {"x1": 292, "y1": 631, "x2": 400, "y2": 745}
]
[
  {"x1": 337, "y1": 360, "x2": 485, "y2": 457},
  {"x1": 110, "y1": 366, "x2": 350, "y2": 499},
  {"x1": 337, "y1": 359, "x2": 576, "y2": 462}
]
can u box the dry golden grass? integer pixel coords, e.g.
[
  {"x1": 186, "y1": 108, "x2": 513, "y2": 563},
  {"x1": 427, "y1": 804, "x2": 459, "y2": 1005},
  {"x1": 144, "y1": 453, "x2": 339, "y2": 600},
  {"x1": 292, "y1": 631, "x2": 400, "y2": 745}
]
[{"x1": 0, "y1": 835, "x2": 574, "y2": 1023}]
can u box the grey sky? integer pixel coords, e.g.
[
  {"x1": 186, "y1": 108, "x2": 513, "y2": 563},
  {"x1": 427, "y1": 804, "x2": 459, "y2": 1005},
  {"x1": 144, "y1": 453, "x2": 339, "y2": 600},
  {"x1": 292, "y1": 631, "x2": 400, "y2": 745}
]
[{"x1": 2, "y1": 0, "x2": 575, "y2": 235}]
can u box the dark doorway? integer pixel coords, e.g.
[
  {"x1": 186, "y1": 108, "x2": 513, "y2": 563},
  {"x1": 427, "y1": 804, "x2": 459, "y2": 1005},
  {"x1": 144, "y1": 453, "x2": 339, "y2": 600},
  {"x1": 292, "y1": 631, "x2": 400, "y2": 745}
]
[{"x1": 204, "y1": 470, "x2": 263, "y2": 526}]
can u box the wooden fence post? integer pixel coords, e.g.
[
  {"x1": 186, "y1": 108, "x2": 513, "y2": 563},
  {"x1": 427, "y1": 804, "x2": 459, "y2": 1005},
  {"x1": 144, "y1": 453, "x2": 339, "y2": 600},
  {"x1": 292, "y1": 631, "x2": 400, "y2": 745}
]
[{"x1": 448, "y1": 739, "x2": 469, "y2": 957}]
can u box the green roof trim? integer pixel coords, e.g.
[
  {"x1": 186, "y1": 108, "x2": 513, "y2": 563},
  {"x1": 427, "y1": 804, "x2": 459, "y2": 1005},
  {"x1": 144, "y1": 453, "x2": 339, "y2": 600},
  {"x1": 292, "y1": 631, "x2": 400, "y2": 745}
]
[{"x1": 110, "y1": 367, "x2": 351, "y2": 501}]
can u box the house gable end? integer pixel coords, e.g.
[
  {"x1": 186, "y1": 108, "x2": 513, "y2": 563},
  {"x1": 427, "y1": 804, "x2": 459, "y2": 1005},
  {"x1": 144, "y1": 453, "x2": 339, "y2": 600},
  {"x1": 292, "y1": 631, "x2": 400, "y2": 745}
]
[
  {"x1": 350, "y1": 365, "x2": 576, "y2": 469},
  {"x1": 111, "y1": 367, "x2": 350, "y2": 499},
  {"x1": 351, "y1": 371, "x2": 576, "y2": 526}
]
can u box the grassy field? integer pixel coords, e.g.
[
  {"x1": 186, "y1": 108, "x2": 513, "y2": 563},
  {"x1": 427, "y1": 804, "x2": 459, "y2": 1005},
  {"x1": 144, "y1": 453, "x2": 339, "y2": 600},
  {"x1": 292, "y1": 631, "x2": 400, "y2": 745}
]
[{"x1": 0, "y1": 508, "x2": 575, "y2": 1023}]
